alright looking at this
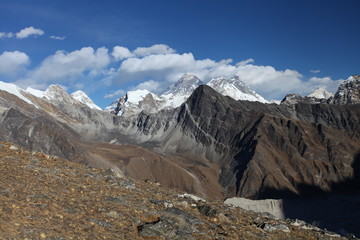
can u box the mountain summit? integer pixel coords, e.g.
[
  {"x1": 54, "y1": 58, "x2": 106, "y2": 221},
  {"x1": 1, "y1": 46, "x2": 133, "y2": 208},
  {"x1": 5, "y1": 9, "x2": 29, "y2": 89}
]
[
  {"x1": 329, "y1": 75, "x2": 360, "y2": 104},
  {"x1": 105, "y1": 74, "x2": 269, "y2": 115},
  {"x1": 307, "y1": 87, "x2": 333, "y2": 99},
  {"x1": 207, "y1": 76, "x2": 268, "y2": 103},
  {"x1": 105, "y1": 73, "x2": 205, "y2": 116},
  {"x1": 71, "y1": 90, "x2": 101, "y2": 110},
  {"x1": 162, "y1": 73, "x2": 204, "y2": 96}
]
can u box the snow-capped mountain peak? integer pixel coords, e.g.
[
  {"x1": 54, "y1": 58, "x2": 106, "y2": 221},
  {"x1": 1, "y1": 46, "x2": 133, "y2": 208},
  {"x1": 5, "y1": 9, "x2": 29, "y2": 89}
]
[
  {"x1": 43, "y1": 85, "x2": 82, "y2": 108},
  {"x1": 105, "y1": 74, "x2": 270, "y2": 116},
  {"x1": 105, "y1": 74, "x2": 204, "y2": 116},
  {"x1": 347, "y1": 75, "x2": 359, "y2": 82},
  {"x1": 307, "y1": 87, "x2": 333, "y2": 99},
  {"x1": 207, "y1": 76, "x2": 268, "y2": 103},
  {"x1": 44, "y1": 85, "x2": 66, "y2": 100},
  {"x1": 71, "y1": 90, "x2": 101, "y2": 110},
  {"x1": 105, "y1": 89, "x2": 165, "y2": 116},
  {"x1": 162, "y1": 73, "x2": 204, "y2": 96},
  {"x1": 329, "y1": 75, "x2": 360, "y2": 104}
]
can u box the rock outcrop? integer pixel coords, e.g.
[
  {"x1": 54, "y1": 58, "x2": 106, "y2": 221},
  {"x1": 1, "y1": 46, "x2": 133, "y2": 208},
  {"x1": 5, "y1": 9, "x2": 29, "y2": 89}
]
[
  {"x1": 281, "y1": 94, "x2": 327, "y2": 105},
  {"x1": 329, "y1": 75, "x2": 360, "y2": 104}
]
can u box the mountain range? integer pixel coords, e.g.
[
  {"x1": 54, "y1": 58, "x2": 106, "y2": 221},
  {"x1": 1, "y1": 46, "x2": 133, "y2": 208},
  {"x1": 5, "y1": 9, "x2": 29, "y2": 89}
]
[
  {"x1": 105, "y1": 73, "x2": 268, "y2": 116},
  {"x1": 0, "y1": 74, "x2": 359, "y2": 236}
]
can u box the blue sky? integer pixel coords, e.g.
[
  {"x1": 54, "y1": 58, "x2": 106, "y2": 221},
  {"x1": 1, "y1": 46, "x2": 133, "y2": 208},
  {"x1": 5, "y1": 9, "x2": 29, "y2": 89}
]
[{"x1": 0, "y1": 0, "x2": 359, "y2": 107}]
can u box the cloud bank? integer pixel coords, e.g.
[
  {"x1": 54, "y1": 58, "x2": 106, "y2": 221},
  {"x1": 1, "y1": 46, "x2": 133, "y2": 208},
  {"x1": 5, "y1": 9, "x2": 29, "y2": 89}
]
[
  {"x1": 1, "y1": 44, "x2": 345, "y2": 101},
  {"x1": 32, "y1": 47, "x2": 110, "y2": 81},
  {"x1": 0, "y1": 51, "x2": 30, "y2": 74},
  {"x1": 112, "y1": 46, "x2": 134, "y2": 60}
]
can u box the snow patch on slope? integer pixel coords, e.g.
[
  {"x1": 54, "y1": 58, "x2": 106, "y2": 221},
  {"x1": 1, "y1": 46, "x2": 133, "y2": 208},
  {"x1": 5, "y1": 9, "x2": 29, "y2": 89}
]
[
  {"x1": 25, "y1": 87, "x2": 45, "y2": 98},
  {"x1": 0, "y1": 81, "x2": 34, "y2": 105}
]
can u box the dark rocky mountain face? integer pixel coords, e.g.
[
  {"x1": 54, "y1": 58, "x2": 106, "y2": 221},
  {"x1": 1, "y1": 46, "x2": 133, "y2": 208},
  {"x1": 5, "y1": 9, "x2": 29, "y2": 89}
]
[
  {"x1": 281, "y1": 94, "x2": 327, "y2": 105},
  {"x1": 329, "y1": 75, "x2": 360, "y2": 104},
  {"x1": 131, "y1": 85, "x2": 360, "y2": 199},
  {"x1": 0, "y1": 90, "x2": 83, "y2": 161}
]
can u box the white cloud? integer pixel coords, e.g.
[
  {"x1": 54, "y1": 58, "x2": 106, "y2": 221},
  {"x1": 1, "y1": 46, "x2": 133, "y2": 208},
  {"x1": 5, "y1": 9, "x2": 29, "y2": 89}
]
[
  {"x1": 131, "y1": 80, "x2": 162, "y2": 92},
  {"x1": 16, "y1": 26, "x2": 44, "y2": 39},
  {"x1": 0, "y1": 43, "x2": 342, "y2": 102},
  {"x1": 310, "y1": 69, "x2": 321, "y2": 73},
  {"x1": 233, "y1": 64, "x2": 304, "y2": 99},
  {"x1": 307, "y1": 76, "x2": 343, "y2": 94},
  {"x1": 112, "y1": 46, "x2": 134, "y2": 60},
  {"x1": 104, "y1": 89, "x2": 125, "y2": 99},
  {"x1": 0, "y1": 51, "x2": 30, "y2": 74},
  {"x1": 236, "y1": 58, "x2": 254, "y2": 66},
  {"x1": 50, "y1": 35, "x2": 66, "y2": 40},
  {"x1": 120, "y1": 53, "x2": 195, "y2": 73},
  {"x1": 29, "y1": 47, "x2": 110, "y2": 83},
  {"x1": 133, "y1": 44, "x2": 175, "y2": 57},
  {"x1": 114, "y1": 48, "x2": 344, "y2": 100},
  {"x1": 0, "y1": 32, "x2": 14, "y2": 38}
]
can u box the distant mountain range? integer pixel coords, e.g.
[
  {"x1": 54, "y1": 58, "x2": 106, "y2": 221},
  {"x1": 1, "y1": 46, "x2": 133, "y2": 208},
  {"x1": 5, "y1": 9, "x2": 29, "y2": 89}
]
[
  {"x1": 105, "y1": 73, "x2": 269, "y2": 116},
  {"x1": 0, "y1": 81, "x2": 102, "y2": 110},
  {"x1": 0, "y1": 74, "x2": 358, "y2": 185}
]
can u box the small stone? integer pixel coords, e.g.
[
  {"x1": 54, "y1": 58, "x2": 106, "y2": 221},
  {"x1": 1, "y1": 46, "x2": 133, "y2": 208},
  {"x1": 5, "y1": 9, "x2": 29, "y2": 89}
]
[
  {"x1": 177, "y1": 193, "x2": 205, "y2": 202},
  {"x1": 40, "y1": 233, "x2": 46, "y2": 238},
  {"x1": 90, "y1": 219, "x2": 112, "y2": 228},
  {"x1": 106, "y1": 211, "x2": 120, "y2": 219},
  {"x1": 258, "y1": 223, "x2": 290, "y2": 233},
  {"x1": 197, "y1": 204, "x2": 220, "y2": 217},
  {"x1": 218, "y1": 213, "x2": 230, "y2": 223},
  {"x1": 291, "y1": 219, "x2": 307, "y2": 227},
  {"x1": 174, "y1": 201, "x2": 190, "y2": 210},
  {"x1": 164, "y1": 202, "x2": 173, "y2": 208},
  {"x1": 9, "y1": 145, "x2": 18, "y2": 151},
  {"x1": 121, "y1": 180, "x2": 136, "y2": 189}
]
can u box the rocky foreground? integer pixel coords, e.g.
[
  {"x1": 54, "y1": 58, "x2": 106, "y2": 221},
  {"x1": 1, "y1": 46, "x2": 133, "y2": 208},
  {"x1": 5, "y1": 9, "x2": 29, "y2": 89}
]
[{"x1": 0, "y1": 142, "x2": 356, "y2": 239}]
